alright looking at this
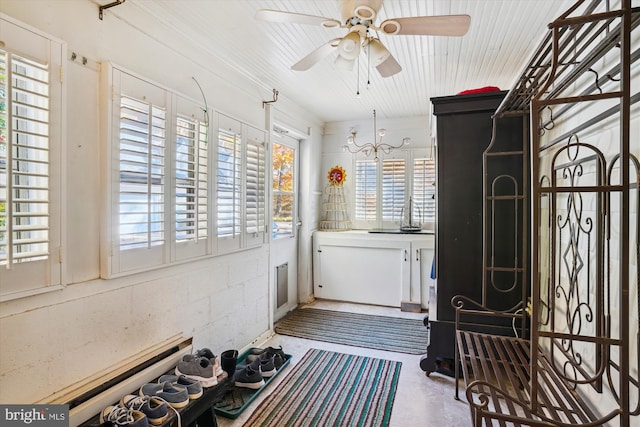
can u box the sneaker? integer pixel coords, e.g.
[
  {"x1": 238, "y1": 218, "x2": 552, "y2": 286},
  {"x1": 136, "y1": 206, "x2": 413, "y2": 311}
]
[
  {"x1": 247, "y1": 346, "x2": 286, "y2": 364},
  {"x1": 235, "y1": 365, "x2": 265, "y2": 389},
  {"x1": 244, "y1": 355, "x2": 276, "y2": 378},
  {"x1": 120, "y1": 395, "x2": 168, "y2": 426},
  {"x1": 246, "y1": 350, "x2": 286, "y2": 370},
  {"x1": 249, "y1": 345, "x2": 284, "y2": 357},
  {"x1": 158, "y1": 374, "x2": 203, "y2": 399},
  {"x1": 100, "y1": 406, "x2": 148, "y2": 427},
  {"x1": 271, "y1": 353, "x2": 285, "y2": 370},
  {"x1": 184, "y1": 348, "x2": 223, "y2": 377},
  {"x1": 176, "y1": 357, "x2": 217, "y2": 387},
  {"x1": 139, "y1": 382, "x2": 189, "y2": 409}
]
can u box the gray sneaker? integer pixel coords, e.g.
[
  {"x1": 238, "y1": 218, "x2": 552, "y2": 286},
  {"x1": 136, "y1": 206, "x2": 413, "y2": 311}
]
[
  {"x1": 238, "y1": 355, "x2": 277, "y2": 378},
  {"x1": 184, "y1": 348, "x2": 223, "y2": 376},
  {"x1": 119, "y1": 395, "x2": 168, "y2": 426},
  {"x1": 175, "y1": 357, "x2": 217, "y2": 387},
  {"x1": 139, "y1": 382, "x2": 189, "y2": 409},
  {"x1": 99, "y1": 406, "x2": 148, "y2": 427},
  {"x1": 235, "y1": 365, "x2": 265, "y2": 389},
  {"x1": 158, "y1": 374, "x2": 203, "y2": 399}
]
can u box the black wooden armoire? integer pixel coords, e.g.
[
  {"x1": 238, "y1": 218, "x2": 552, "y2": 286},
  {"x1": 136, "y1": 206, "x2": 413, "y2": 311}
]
[{"x1": 420, "y1": 90, "x2": 529, "y2": 375}]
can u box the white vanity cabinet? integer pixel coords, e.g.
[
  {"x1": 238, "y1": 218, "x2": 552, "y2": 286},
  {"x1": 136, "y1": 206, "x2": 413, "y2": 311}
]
[{"x1": 312, "y1": 231, "x2": 435, "y2": 309}]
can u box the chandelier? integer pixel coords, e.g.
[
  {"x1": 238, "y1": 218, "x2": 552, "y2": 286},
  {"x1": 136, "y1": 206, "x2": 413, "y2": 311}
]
[{"x1": 342, "y1": 110, "x2": 410, "y2": 161}]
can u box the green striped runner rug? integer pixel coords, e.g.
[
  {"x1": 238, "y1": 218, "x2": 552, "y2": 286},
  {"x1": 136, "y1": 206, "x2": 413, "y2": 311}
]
[
  {"x1": 242, "y1": 348, "x2": 401, "y2": 427},
  {"x1": 274, "y1": 308, "x2": 428, "y2": 354}
]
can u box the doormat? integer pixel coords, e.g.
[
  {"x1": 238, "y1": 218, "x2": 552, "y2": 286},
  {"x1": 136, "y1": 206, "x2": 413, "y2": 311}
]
[
  {"x1": 242, "y1": 348, "x2": 401, "y2": 427},
  {"x1": 275, "y1": 308, "x2": 428, "y2": 354}
]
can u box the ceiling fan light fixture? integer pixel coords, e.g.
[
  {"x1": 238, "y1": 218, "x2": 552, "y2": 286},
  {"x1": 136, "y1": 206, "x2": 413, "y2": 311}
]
[
  {"x1": 337, "y1": 31, "x2": 361, "y2": 60},
  {"x1": 379, "y1": 19, "x2": 400, "y2": 35},
  {"x1": 334, "y1": 54, "x2": 356, "y2": 70},
  {"x1": 367, "y1": 38, "x2": 391, "y2": 66},
  {"x1": 321, "y1": 19, "x2": 340, "y2": 28},
  {"x1": 354, "y1": 5, "x2": 376, "y2": 21}
]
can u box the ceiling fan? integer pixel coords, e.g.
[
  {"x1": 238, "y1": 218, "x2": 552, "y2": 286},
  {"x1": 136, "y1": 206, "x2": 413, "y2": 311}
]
[{"x1": 255, "y1": 0, "x2": 471, "y2": 78}]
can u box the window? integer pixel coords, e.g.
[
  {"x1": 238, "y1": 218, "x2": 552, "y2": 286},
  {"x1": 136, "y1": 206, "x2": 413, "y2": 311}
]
[
  {"x1": 272, "y1": 140, "x2": 295, "y2": 239},
  {"x1": 105, "y1": 69, "x2": 168, "y2": 276},
  {"x1": 105, "y1": 68, "x2": 216, "y2": 275},
  {"x1": 0, "y1": 17, "x2": 63, "y2": 299},
  {"x1": 354, "y1": 160, "x2": 376, "y2": 221},
  {"x1": 216, "y1": 114, "x2": 242, "y2": 251},
  {"x1": 352, "y1": 150, "x2": 435, "y2": 230},
  {"x1": 215, "y1": 115, "x2": 267, "y2": 250},
  {"x1": 412, "y1": 158, "x2": 436, "y2": 225},
  {"x1": 173, "y1": 94, "x2": 210, "y2": 260},
  {"x1": 382, "y1": 159, "x2": 405, "y2": 221},
  {"x1": 118, "y1": 95, "x2": 166, "y2": 251},
  {"x1": 103, "y1": 65, "x2": 268, "y2": 276},
  {"x1": 245, "y1": 125, "x2": 266, "y2": 246},
  {"x1": 175, "y1": 114, "x2": 208, "y2": 243}
]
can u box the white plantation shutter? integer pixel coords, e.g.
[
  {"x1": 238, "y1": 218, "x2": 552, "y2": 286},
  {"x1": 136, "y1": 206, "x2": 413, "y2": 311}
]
[
  {"x1": 413, "y1": 158, "x2": 436, "y2": 225},
  {"x1": 0, "y1": 52, "x2": 50, "y2": 264},
  {"x1": 175, "y1": 114, "x2": 208, "y2": 243},
  {"x1": 355, "y1": 159, "x2": 377, "y2": 221},
  {"x1": 103, "y1": 65, "x2": 269, "y2": 275},
  {"x1": 245, "y1": 126, "x2": 266, "y2": 245},
  {"x1": 216, "y1": 114, "x2": 242, "y2": 251},
  {"x1": 382, "y1": 159, "x2": 405, "y2": 222},
  {"x1": 118, "y1": 95, "x2": 166, "y2": 251},
  {"x1": 351, "y1": 150, "x2": 434, "y2": 230},
  {"x1": 105, "y1": 68, "x2": 168, "y2": 276},
  {"x1": 0, "y1": 17, "x2": 63, "y2": 298}
]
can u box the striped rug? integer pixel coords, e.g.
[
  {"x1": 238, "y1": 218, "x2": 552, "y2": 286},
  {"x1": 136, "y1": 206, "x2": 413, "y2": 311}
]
[
  {"x1": 274, "y1": 308, "x2": 428, "y2": 354},
  {"x1": 242, "y1": 348, "x2": 401, "y2": 427}
]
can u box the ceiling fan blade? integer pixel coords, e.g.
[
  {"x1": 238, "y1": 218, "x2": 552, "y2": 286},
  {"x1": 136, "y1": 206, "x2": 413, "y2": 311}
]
[
  {"x1": 379, "y1": 15, "x2": 471, "y2": 36},
  {"x1": 255, "y1": 9, "x2": 341, "y2": 28},
  {"x1": 376, "y1": 54, "x2": 402, "y2": 78},
  {"x1": 291, "y1": 38, "x2": 341, "y2": 71}
]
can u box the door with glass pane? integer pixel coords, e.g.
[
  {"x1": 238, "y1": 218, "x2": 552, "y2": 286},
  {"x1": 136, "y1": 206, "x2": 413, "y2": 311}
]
[{"x1": 271, "y1": 132, "x2": 299, "y2": 321}]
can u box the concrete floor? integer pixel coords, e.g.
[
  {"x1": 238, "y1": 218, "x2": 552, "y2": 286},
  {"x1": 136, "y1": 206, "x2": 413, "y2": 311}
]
[{"x1": 216, "y1": 300, "x2": 471, "y2": 427}]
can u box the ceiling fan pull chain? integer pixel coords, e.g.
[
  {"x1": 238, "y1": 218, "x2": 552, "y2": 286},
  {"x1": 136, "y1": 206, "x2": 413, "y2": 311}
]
[
  {"x1": 367, "y1": 40, "x2": 371, "y2": 90},
  {"x1": 356, "y1": 54, "x2": 361, "y2": 97}
]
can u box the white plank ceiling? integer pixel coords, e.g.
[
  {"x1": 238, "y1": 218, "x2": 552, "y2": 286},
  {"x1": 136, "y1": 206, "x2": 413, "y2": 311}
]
[{"x1": 109, "y1": 0, "x2": 575, "y2": 123}]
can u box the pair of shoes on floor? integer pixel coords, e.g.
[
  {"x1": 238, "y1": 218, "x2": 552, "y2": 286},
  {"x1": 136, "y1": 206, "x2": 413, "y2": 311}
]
[
  {"x1": 246, "y1": 346, "x2": 286, "y2": 369},
  {"x1": 158, "y1": 374, "x2": 203, "y2": 400},
  {"x1": 100, "y1": 405, "x2": 149, "y2": 427},
  {"x1": 139, "y1": 382, "x2": 190, "y2": 409},
  {"x1": 119, "y1": 395, "x2": 169, "y2": 426},
  {"x1": 175, "y1": 348, "x2": 223, "y2": 388},
  {"x1": 237, "y1": 353, "x2": 284, "y2": 378},
  {"x1": 235, "y1": 346, "x2": 286, "y2": 389}
]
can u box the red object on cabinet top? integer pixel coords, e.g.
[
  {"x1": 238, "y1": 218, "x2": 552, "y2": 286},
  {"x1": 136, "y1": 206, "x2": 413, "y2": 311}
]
[{"x1": 456, "y1": 86, "x2": 501, "y2": 95}]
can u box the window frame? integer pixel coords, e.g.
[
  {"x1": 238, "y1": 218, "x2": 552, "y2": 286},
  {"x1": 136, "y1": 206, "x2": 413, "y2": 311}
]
[
  {"x1": 0, "y1": 14, "x2": 65, "y2": 301},
  {"x1": 351, "y1": 148, "x2": 435, "y2": 231},
  {"x1": 101, "y1": 63, "x2": 268, "y2": 278}
]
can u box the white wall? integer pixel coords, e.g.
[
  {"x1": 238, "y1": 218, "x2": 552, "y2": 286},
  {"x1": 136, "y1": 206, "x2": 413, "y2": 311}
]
[{"x1": 0, "y1": 0, "x2": 323, "y2": 404}]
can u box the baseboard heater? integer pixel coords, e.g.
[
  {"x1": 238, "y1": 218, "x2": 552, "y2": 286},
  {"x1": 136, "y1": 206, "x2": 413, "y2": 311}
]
[{"x1": 38, "y1": 335, "x2": 193, "y2": 427}]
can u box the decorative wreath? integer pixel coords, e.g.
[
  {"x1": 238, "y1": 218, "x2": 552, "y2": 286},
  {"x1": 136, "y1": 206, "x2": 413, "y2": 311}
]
[{"x1": 327, "y1": 166, "x2": 346, "y2": 186}]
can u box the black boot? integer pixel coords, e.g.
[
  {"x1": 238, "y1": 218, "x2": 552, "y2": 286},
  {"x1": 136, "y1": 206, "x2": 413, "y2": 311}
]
[{"x1": 221, "y1": 349, "x2": 238, "y2": 378}]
